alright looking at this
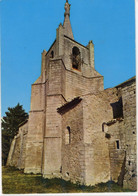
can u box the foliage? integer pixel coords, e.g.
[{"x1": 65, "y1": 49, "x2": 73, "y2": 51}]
[
  {"x1": 2, "y1": 103, "x2": 28, "y2": 165},
  {"x1": 2, "y1": 166, "x2": 134, "y2": 194}
]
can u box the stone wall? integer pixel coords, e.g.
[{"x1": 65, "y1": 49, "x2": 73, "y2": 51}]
[
  {"x1": 65, "y1": 70, "x2": 103, "y2": 101},
  {"x1": 84, "y1": 137, "x2": 110, "y2": 186},
  {"x1": 45, "y1": 40, "x2": 57, "y2": 73},
  {"x1": 24, "y1": 80, "x2": 45, "y2": 174},
  {"x1": 61, "y1": 100, "x2": 85, "y2": 184},
  {"x1": 46, "y1": 57, "x2": 103, "y2": 103},
  {"x1": 47, "y1": 59, "x2": 66, "y2": 97},
  {"x1": 7, "y1": 122, "x2": 28, "y2": 169},
  {"x1": 82, "y1": 89, "x2": 119, "y2": 185},
  {"x1": 6, "y1": 138, "x2": 16, "y2": 166},
  {"x1": 42, "y1": 95, "x2": 65, "y2": 177},
  {"x1": 30, "y1": 83, "x2": 45, "y2": 111},
  {"x1": 19, "y1": 130, "x2": 28, "y2": 169},
  {"x1": 104, "y1": 77, "x2": 136, "y2": 190},
  {"x1": 106, "y1": 120, "x2": 126, "y2": 183},
  {"x1": 42, "y1": 59, "x2": 66, "y2": 177},
  {"x1": 83, "y1": 88, "x2": 118, "y2": 144},
  {"x1": 10, "y1": 136, "x2": 21, "y2": 167},
  {"x1": 117, "y1": 78, "x2": 136, "y2": 190},
  {"x1": 24, "y1": 112, "x2": 44, "y2": 174}
]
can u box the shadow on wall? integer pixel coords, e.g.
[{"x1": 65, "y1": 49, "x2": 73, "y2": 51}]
[
  {"x1": 110, "y1": 97, "x2": 123, "y2": 119},
  {"x1": 118, "y1": 151, "x2": 126, "y2": 186}
]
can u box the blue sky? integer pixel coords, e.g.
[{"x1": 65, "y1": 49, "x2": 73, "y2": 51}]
[{"x1": 1, "y1": 0, "x2": 135, "y2": 116}]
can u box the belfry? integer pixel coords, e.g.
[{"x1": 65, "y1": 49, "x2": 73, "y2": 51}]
[{"x1": 7, "y1": 0, "x2": 136, "y2": 191}]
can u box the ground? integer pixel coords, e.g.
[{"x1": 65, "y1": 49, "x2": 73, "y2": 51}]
[{"x1": 2, "y1": 166, "x2": 134, "y2": 194}]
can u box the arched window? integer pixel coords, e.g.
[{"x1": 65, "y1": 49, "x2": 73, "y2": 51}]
[
  {"x1": 50, "y1": 50, "x2": 54, "y2": 58},
  {"x1": 65, "y1": 126, "x2": 71, "y2": 145},
  {"x1": 72, "y1": 47, "x2": 81, "y2": 70}
]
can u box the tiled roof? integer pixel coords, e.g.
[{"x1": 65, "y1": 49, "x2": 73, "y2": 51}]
[{"x1": 57, "y1": 97, "x2": 82, "y2": 114}]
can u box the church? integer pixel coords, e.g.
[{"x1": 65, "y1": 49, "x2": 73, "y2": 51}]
[{"x1": 7, "y1": 0, "x2": 136, "y2": 191}]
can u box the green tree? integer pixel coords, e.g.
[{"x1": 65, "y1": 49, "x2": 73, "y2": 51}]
[{"x1": 2, "y1": 103, "x2": 28, "y2": 165}]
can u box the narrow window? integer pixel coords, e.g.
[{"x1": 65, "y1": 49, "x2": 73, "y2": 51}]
[
  {"x1": 50, "y1": 51, "x2": 54, "y2": 58},
  {"x1": 72, "y1": 47, "x2": 81, "y2": 70},
  {"x1": 60, "y1": 166, "x2": 62, "y2": 173},
  {"x1": 66, "y1": 172, "x2": 69, "y2": 177},
  {"x1": 116, "y1": 140, "x2": 120, "y2": 149},
  {"x1": 65, "y1": 126, "x2": 71, "y2": 145}
]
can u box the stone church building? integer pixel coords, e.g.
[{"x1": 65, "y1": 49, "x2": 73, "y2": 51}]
[{"x1": 7, "y1": 0, "x2": 136, "y2": 191}]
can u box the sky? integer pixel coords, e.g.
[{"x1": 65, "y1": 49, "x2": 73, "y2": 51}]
[{"x1": 1, "y1": 0, "x2": 136, "y2": 117}]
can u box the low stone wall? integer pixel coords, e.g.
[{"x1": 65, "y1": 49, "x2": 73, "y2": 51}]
[{"x1": 7, "y1": 122, "x2": 28, "y2": 169}]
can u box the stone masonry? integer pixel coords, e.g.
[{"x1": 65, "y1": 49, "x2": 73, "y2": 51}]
[{"x1": 7, "y1": 0, "x2": 137, "y2": 191}]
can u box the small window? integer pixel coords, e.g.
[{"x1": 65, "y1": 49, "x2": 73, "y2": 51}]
[
  {"x1": 66, "y1": 172, "x2": 69, "y2": 177},
  {"x1": 116, "y1": 140, "x2": 120, "y2": 149},
  {"x1": 50, "y1": 51, "x2": 54, "y2": 58},
  {"x1": 60, "y1": 166, "x2": 62, "y2": 173},
  {"x1": 65, "y1": 126, "x2": 71, "y2": 145},
  {"x1": 72, "y1": 47, "x2": 81, "y2": 70}
]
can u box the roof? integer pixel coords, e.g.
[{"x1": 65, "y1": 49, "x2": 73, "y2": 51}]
[
  {"x1": 115, "y1": 76, "x2": 136, "y2": 88},
  {"x1": 64, "y1": 35, "x2": 89, "y2": 49},
  {"x1": 18, "y1": 119, "x2": 28, "y2": 128},
  {"x1": 57, "y1": 97, "x2": 82, "y2": 115}
]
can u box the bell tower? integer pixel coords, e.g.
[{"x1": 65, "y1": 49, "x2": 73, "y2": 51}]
[{"x1": 24, "y1": 0, "x2": 104, "y2": 176}]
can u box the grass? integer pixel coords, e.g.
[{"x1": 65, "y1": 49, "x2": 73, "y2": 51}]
[{"x1": 2, "y1": 166, "x2": 134, "y2": 194}]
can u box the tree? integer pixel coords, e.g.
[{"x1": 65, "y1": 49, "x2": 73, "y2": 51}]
[{"x1": 2, "y1": 103, "x2": 28, "y2": 165}]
